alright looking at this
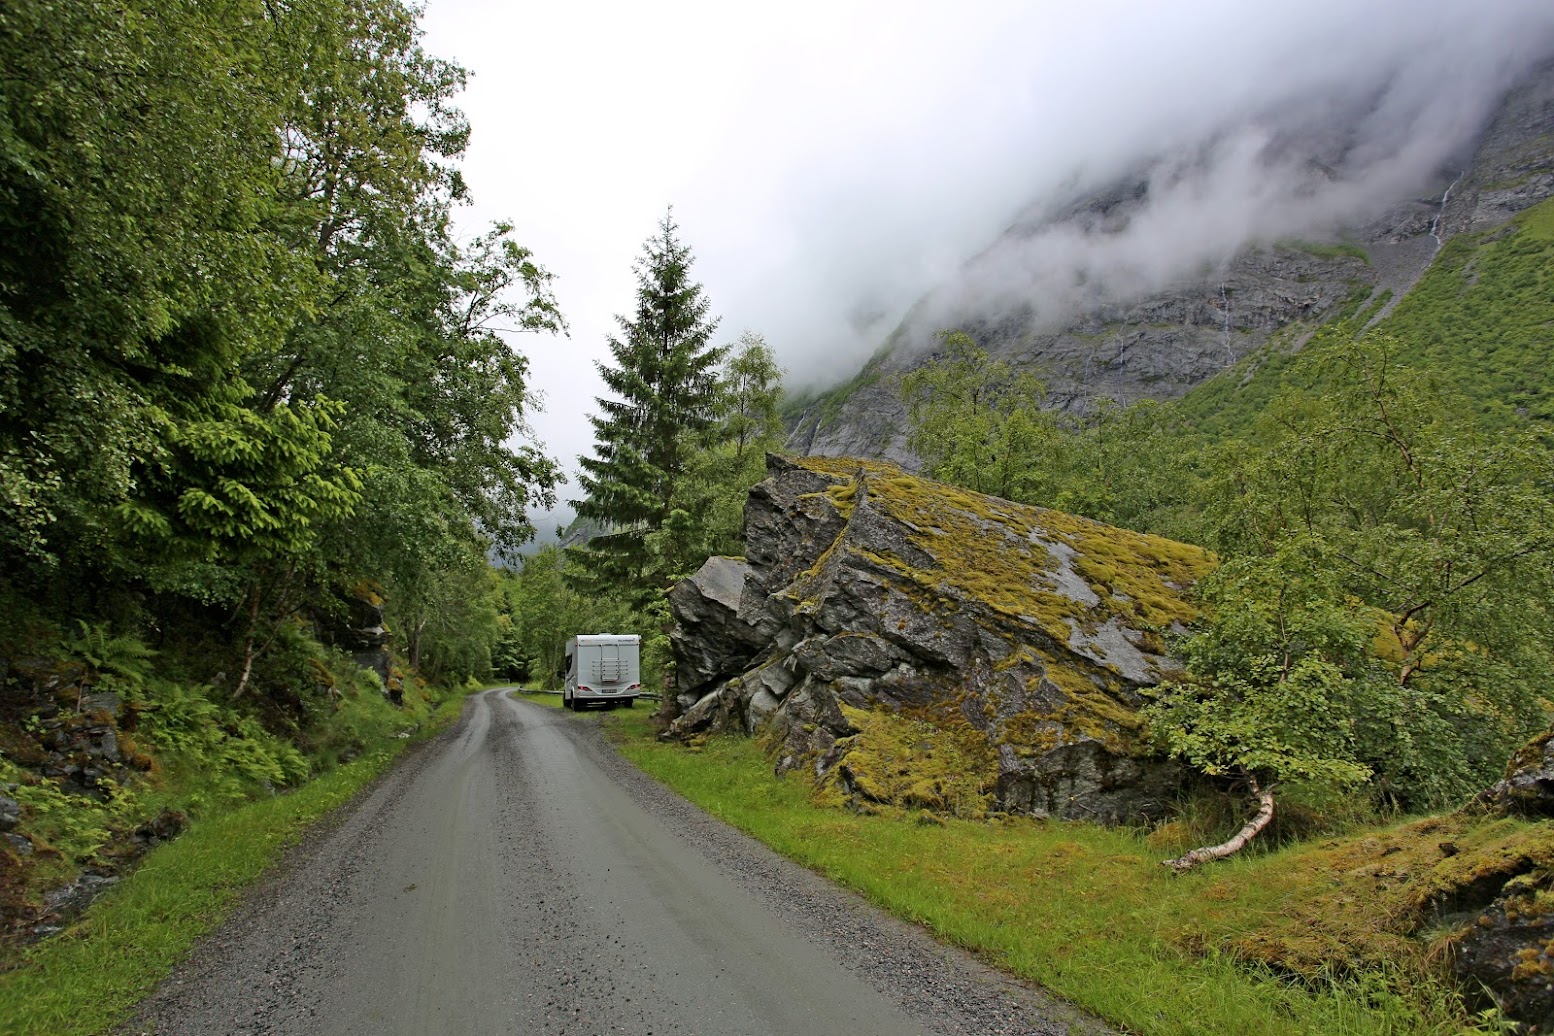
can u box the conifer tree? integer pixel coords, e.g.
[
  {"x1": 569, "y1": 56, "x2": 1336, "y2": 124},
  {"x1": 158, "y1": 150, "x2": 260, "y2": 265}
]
[{"x1": 571, "y1": 211, "x2": 725, "y2": 598}]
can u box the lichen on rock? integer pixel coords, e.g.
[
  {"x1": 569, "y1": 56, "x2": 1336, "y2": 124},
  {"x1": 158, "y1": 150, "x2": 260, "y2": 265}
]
[{"x1": 664, "y1": 453, "x2": 1214, "y2": 823}]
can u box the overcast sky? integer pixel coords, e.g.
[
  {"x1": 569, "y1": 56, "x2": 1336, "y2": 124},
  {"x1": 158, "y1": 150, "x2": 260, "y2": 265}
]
[{"x1": 418, "y1": 0, "x2": 1554, "y2": 536}]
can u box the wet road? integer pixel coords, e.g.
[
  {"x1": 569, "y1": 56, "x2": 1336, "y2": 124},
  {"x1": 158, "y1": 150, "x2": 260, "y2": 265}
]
[{"x1": 129, "y1": 690, "x2": 1103, "y2": 1036}]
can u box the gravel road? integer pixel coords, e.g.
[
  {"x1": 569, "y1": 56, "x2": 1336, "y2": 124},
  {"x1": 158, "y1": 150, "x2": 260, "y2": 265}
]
[{"x1": 128, "y1": 689, "x2": 1111, "y2": 1036}]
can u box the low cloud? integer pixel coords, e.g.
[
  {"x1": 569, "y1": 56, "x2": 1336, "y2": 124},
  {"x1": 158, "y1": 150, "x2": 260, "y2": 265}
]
[{"x1": 695, "y1": 0, "x2": 1554, "y2": 389}]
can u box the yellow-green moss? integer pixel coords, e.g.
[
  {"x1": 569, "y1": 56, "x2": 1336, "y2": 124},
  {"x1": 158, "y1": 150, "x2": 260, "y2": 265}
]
[
  {"x1": 796, "y1": 460, "x2": 1076, "y2": 643},
  {"x1": 1035, "y1": 508, "x2": 1214, "y2": 630},
  {"x1": 792, "y1": 456, "x2": 1210, "y2": 655},
  {"x1": 799, "y1": 456, "x2": 904, "y2": 481},
  {"x1": 990, "y1": 646, "x2": 1147, "y2": 757},
  {"x1": 1200, "y1": 813, "x2": 1554, "y2": 979},
  {"x1": 818, "y1": 703, "x2": 998, "y2": 818}
]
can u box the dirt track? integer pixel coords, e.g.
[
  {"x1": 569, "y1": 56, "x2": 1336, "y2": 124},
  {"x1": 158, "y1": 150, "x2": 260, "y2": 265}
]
[{"x1": 128, "y1": 690, "x2": 1107, "y2": 1035}]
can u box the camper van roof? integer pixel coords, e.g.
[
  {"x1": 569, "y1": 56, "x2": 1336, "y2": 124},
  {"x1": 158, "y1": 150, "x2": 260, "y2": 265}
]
[{"x1": 573, "y1": 634, "x2": 640, "y2": 644}]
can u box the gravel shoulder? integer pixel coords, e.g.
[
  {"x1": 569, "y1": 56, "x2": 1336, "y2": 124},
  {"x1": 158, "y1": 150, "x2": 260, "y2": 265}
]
[{"x1": 125, "y1": 690, "x2": 1113, "y2": 1036}]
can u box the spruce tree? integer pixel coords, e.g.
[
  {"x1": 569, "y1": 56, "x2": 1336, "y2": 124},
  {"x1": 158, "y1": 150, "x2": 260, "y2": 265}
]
[{"x1": 571, "y1": 211, "x2": 725, "y2": 599}]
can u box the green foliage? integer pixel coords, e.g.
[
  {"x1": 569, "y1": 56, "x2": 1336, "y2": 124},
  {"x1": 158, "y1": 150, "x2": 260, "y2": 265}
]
[
  {"x1": 392, "y1": 557, "x2": 505, "y2": 684},
  {"x1": 720, "y1": 330, "x2": 786, "y2": 466},
  {"x1": 120, "y1": 398, "x2": 361, "y2": 575},
  {"x1": 0, "y1": 758, "x2": 135, "y2": 864},
  {"x1": 897, "y1": 330, "x2": 1060, "y2": 501},
  {"x1": 1047, "y1": 397, "x2": 1202, "y2": 533},
  {"x1": 896, "y1": 332, "x2": 1199, "y2": 531},
  {"x1": 0, "y1": 0, "x2": 307, "y2": 565},
  {"x1": 1196, "y1": 335, "x2": 1554, "y2": 803},
  {"x1": 63, "y1": 622, "x2": 156, "y2": 697},
  {"x1": 1144, "y1": 546, "x2": 1379, "y2": 792},
  {"x1": 300, "y1": 652, "x2": 443, "y2": 769},
  {"x1": 0, "y1": 0, "x2": 555, "y2": 714},
  {"x1": 642, "y1": 334, "x2": 785, "y2": 584},
  {"x1": 1379, "y1": 197, "x2": 1554, "y2": 424},
  {"x1": 127, "y1": 679, "x2": 310, "y2": 806}
]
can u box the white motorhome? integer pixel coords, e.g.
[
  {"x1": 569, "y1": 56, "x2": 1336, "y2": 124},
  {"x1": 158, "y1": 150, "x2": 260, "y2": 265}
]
[{"x1": 563, "y1": 634, "x2": 642, "y2": 710}]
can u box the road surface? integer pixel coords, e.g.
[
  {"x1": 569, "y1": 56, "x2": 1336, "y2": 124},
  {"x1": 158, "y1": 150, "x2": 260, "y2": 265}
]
[{"x1": 129, "y1": 690, "x2": 1106, "y2": 1035}]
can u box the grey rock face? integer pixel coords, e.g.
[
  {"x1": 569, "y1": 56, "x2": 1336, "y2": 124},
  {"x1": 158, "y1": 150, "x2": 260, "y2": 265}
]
[
  {"x1": 1443, "y1": 59, "x2": 1554, "y2": 237},
  {"x1": 315, "y1": 587, "x2": 392, "y2": 687},
  {"x1": 1451, "y1": 886, "x2": 1554, "y2": 1031},
  {"x1": 665, "y1": 455, "x2": 1206, "y2": 823},
  {"x1": 0, "y1": 795, "x2": 19, "y2": 832},
  {"x1": 668, "y1": 556, "x2": 765, "y2": 698},
  {"x1": 1481, "y1": 730, "x2": 1554, "y2": 817}
]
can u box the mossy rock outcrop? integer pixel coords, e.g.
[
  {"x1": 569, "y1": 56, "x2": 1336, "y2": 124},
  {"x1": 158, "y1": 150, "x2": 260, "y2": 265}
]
[{"x1": 665, "y1": 454, "x2": 1214, "y2": 822}]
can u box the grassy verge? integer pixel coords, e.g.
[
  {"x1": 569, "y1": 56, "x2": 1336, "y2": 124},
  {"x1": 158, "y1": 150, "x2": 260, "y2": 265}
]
[
  {"x1": 601, "y1": 712, "x2": 1496, "y2": 1036},
  {"x1": 510, "y1": 687, "x2": 563, "y2": 708},
  {"x1": 0, "y1": 688, "x2": 474, "y2": 1036}
]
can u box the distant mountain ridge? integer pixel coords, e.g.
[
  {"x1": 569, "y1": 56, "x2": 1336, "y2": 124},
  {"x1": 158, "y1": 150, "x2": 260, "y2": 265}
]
[{"x1": 788, "y1": 59, "x2": 1554, "y2": 463}]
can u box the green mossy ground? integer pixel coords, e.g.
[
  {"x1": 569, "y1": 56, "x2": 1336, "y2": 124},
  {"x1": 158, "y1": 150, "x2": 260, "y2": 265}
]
[{"x1": 1209, "y1": 811, "x2": 1554, "y2": 982}]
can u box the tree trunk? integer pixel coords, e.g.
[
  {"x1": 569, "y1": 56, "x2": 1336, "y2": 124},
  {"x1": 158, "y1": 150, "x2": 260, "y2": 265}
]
[
  {"x1": 1163, "y1": 775, "x2": 1276, "y2": 872},
  {"x1": 408, "y1": 618, "x2": 425, "y2": 670},
  {"x1": 231, "y1": 585, "x2": 263, "y2": 701}
]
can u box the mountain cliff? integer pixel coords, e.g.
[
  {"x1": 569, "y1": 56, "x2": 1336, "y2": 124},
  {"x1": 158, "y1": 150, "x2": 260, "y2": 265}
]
[{"x1": 788, "y1": 60, "x2": 1554, "y2": 462}]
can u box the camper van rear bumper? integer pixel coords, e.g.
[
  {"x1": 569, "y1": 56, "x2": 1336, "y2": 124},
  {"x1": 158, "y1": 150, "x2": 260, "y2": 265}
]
[{"x1": 572, "y1": 683, "x2": 642, "y2": 704}]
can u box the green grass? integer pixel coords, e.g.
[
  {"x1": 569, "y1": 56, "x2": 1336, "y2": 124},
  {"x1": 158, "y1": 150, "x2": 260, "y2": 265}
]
[
  {"x1": 0, "y1": 689, "x2": 474, "y2": 1036},
  {"x1": 1285, "y1": 240, "x2": 1373, "y2": 265},
  {"x1": 509, "y1": 686, "x2": 564, "y2": 708},
  {"x1": 1378, "y1": 197, "x2": 1554, "y2": 424},
  {"x1": 602, "y1": 717, "x2": 1496, "y2": 1036}
]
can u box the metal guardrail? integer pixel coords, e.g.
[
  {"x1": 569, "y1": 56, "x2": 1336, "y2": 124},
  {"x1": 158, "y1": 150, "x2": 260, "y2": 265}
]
[{"x1": 506, "y1": 686, "x2": 664, "y2": 702}]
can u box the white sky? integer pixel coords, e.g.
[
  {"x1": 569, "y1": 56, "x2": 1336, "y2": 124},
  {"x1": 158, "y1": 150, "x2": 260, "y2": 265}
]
[{"x1": 418, "y1": 1, "x2": 1554, "y2": 536}]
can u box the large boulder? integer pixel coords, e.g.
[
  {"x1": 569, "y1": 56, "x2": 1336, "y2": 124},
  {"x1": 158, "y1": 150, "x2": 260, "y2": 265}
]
[
  {"x1": 1451, "y1": 883, "x2": 1554, "y2": 1031},
  {"x1": 1445, "y1": 726, "x2": 1554, "y2": 1028},
  {"x1": 665, "y1": 454, "x2": 1212, "y2": 822},
  {"x1": 1481, "y1": 730, "x2": 1554, "y2": 817},
  {"x1": 668, "y1": 555, "x2": 765, "y2": 701}
]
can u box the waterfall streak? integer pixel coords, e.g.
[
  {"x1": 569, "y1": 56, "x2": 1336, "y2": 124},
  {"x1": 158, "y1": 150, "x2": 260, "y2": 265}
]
[{"x1": 1429, "y1": 171, "x2": 1466, "y2": 251}]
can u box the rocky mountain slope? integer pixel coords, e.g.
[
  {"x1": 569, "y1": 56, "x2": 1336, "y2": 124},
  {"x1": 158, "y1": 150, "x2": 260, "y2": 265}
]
[
  {"x1": 788, "y1": 60, "x2": 1554, "y2": 463},
  {"x1": 664, "y1": 454, "x2": 1213, "y2": 822}
]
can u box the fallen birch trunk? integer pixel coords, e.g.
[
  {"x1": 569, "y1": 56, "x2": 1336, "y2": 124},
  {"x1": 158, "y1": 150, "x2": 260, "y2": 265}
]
[{"x1": 1163, "y1": 775, "x2": 1276, "y2": 872}]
